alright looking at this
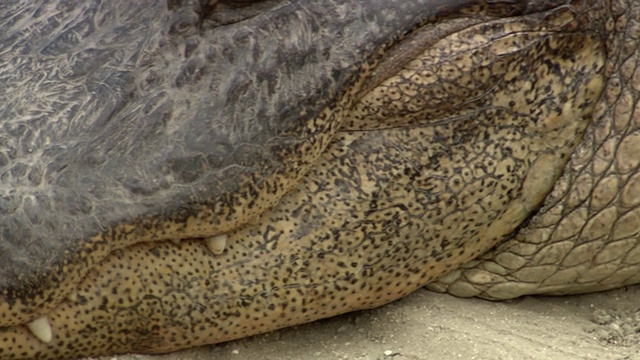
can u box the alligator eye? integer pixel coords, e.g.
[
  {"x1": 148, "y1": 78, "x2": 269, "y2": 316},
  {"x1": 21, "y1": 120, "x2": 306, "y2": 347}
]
[
  {"x1": 166, "y1": 0, "x2": 284, "y2": 34},
  {"x1": 202, "y1": 0, "x2": 284, "y2": 27}
]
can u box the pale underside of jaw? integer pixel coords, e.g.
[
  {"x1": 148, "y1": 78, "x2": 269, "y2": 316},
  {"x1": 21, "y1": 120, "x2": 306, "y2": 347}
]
[{"x1": 22, "y1": 234, "x2": 230, "y2": 344}]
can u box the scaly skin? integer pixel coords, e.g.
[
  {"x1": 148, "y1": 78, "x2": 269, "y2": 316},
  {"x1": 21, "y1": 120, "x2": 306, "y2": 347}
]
[
  {"x1": 0, "y1": 0, "x2": 636, "y2": 359},
  {"x1": 428, "y1": 0, "x2": 640, "y2": 299}
]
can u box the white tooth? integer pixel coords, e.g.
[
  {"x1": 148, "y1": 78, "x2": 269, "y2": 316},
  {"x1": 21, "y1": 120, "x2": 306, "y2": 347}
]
[
  {"x1": 26, "y1": 315, "x2": 53, "y2": 343},
  {"x1": 205, "y1": 234, "x2": 227, "y2": 255},
  {"x1": 67, "y1": 291, "x2": 78, "y2": 303},
  {"x1": 170, "y1": 238, "x2": 181, "y2": 246}
]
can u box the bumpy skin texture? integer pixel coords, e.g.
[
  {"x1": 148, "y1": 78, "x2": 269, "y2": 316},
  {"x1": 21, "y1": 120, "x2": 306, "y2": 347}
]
[
  {"x1": 0, "y1": 0, "x2": 635, "y2": 359},
  {"x1": 428, "y1": 0, "x2": 640, "y2": 299}
]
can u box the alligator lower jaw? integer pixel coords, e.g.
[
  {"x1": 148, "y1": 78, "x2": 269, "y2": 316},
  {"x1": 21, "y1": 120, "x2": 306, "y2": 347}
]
[{"x1": 17, "y1": 234, "x2": 232, "y2": 347}]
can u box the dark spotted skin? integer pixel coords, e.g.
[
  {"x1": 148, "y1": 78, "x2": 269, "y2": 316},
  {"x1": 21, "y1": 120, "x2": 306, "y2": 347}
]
[{"x1": 1, "y1": 0, "x2": 640, "y2": 359}]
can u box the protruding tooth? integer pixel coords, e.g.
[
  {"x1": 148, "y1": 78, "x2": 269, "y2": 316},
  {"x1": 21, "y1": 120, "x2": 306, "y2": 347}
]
[
  {"x1": 26, "y1": 315, "x2": 53, "y2": 343},
  {"x1": 205, "y1": 234, "x2": 227, "y2": 255},
  {"x1": 67, "y1": 291, "x2": 78, "y2": 303},
  {"x1": 170, "y1": 238, "x2": 181, "y2": 246}
]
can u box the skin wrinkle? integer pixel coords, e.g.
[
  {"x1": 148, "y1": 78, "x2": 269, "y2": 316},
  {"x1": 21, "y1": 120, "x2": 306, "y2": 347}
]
[{"x1": 0, "y1": 0, "x2": 637, "y2": 359}]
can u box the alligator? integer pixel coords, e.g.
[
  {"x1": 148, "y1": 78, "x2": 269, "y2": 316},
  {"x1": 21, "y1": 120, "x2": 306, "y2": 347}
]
[{"x1": 0, "y1": 0, "x2": 638, "y2": 359}]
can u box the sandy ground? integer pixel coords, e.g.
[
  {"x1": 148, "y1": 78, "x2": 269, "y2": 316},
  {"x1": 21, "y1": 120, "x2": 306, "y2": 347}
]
[{"x1": 97, "y1": 285, "x2": 640, "y2": 360}]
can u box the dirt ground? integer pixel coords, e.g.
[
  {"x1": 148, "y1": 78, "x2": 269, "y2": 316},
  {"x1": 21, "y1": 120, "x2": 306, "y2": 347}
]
[{"x1": 95, "y1": 285, "x2": 640, "y2": 360}]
